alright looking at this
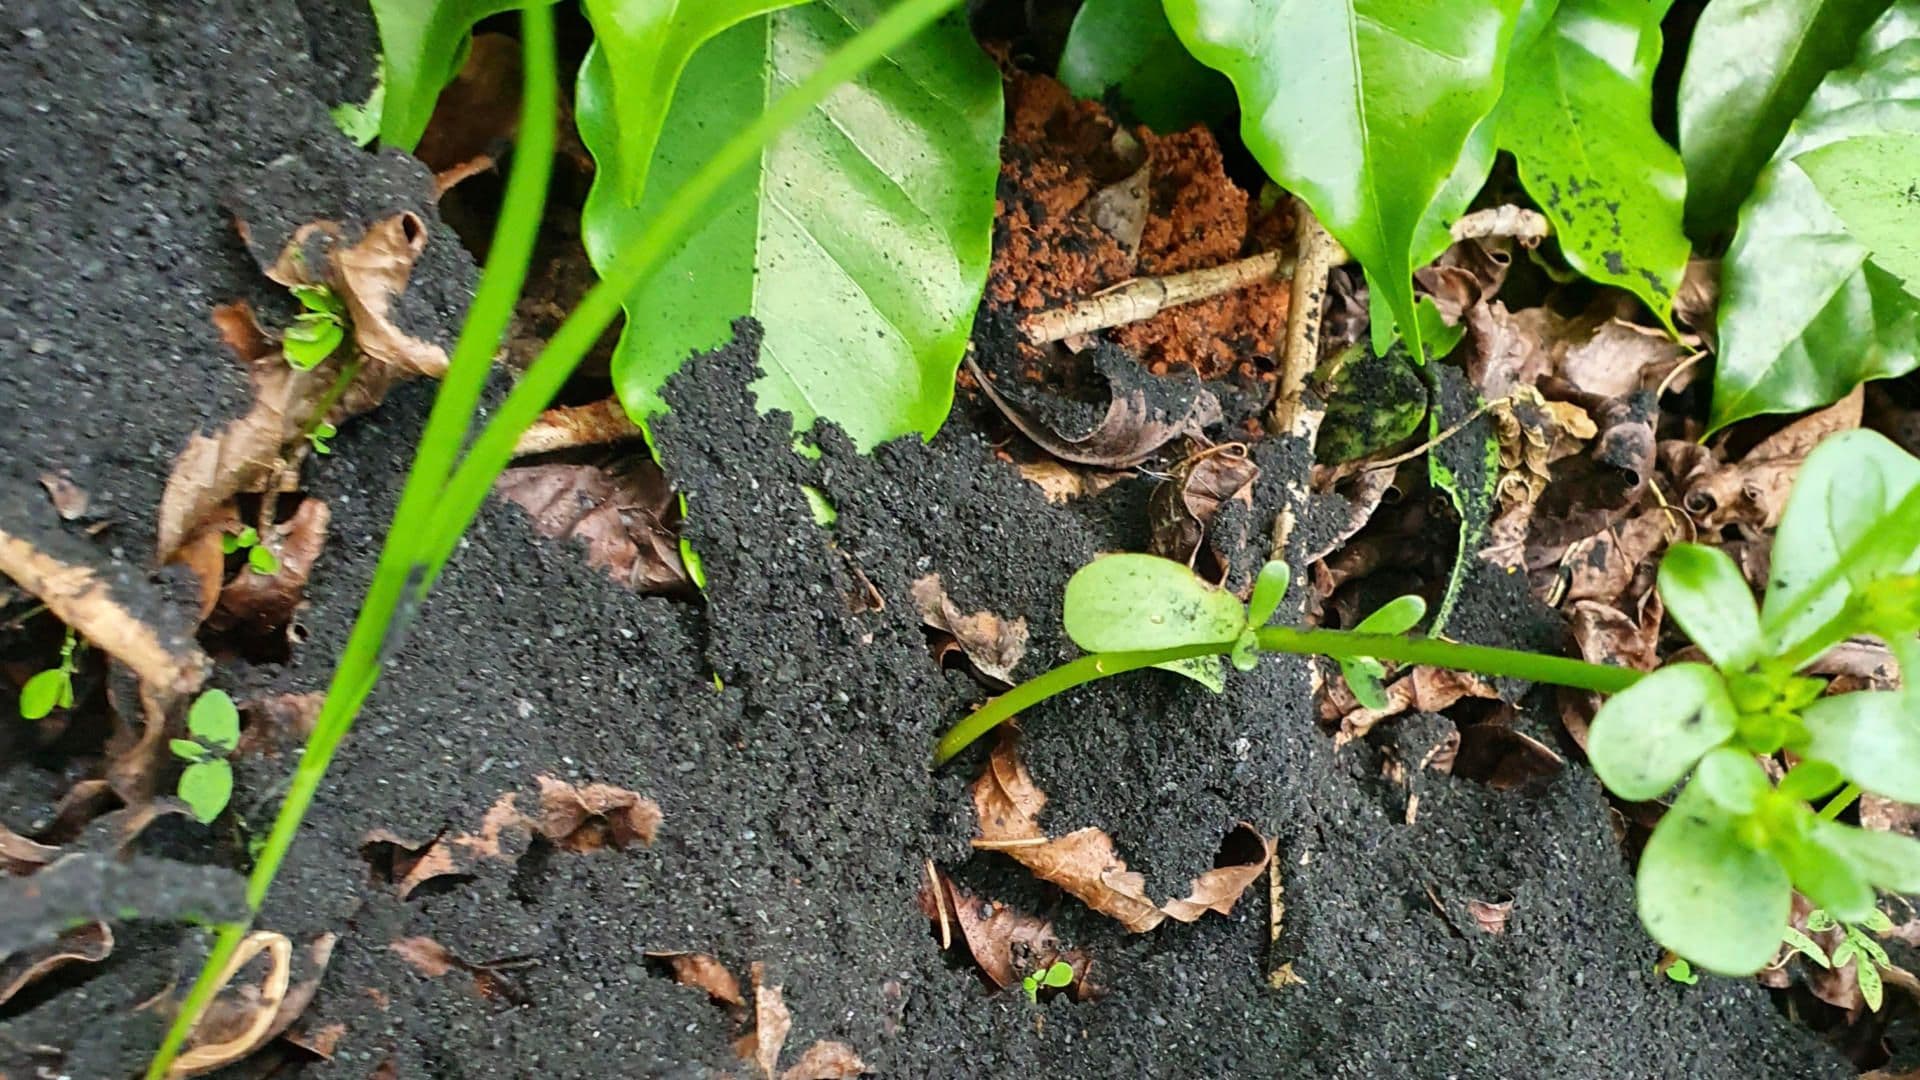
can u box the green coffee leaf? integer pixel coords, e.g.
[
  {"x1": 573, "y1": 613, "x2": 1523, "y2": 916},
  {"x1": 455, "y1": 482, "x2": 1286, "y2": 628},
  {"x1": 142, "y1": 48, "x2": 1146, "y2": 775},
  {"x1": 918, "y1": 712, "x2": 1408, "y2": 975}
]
[
  {"x1": 178, "y1": 760, "x2": 233, "y2": 825},
  {"x1": 582, "y1": 0, "x2": 813, "y2": 205},
  {"x1": 188, "y1": 690, "x2": 241, "y2": 754},
  {"x1": 1775, "y1": 829, "x2": 1876, "y2": 924},
  {"x1": 1637, "y1": 779, "x2": 1792, "y2": 975},
  {"x1": 18, "y1": 669, "x2": 70, "y2": 720},
  {"x1": 1588, "y1": 663, "x2": 1736, "y2": 801},
  {"x1": 1247, "y1": 561, "x2": 1291, "y2": 628},
  {"x1": 1709, "y1": 7, "x2": 1920, "y2": 432},
  {"x1": 1762, "y1": 430, "x2": 1920, "y2": 653},
  {"x1": 1818, "y1": 819, "x2": 1920, "y2": 893},
  {"x1": 1657, "y1": 543, "x2": 1764, "y2": 669},
  {"x1": 1803, "y1": 691, "x2": 1920, "y2": 802},
  {"x1": 1057, "y1": 0, "x2": 1236, "y2": 134},
  {"x1": 371, "y1": 0, "x2": 559, "y2": 150},
  {"x1": 168, "y1": 738, "x2": 209, "y2": 762},
  {"x1": 1495, "y1": 0, "x2": 1688, "y2": 323},
  {"x1": 580, "y1": 3, "x2": 1002, "y2": 450},
  {"x1": 1063, "y1": 554, "x2": 1247, "y2": 653},
  {"x1": 1694, "y1": 748, "x2": 1771, "y2": 814},
  {"x1": 1797, "y1": 132, "x2": 1920, "y2": 295},
  {"x1": 1677, "y1": 0, "x2": 1892, "y2": 237},
  {"x1": 1782, "y1": 925, "x2": 1832, "y2": 968},
  {"x1": 1163, "y1": 0, "x2": 1524, "y2": 362}
]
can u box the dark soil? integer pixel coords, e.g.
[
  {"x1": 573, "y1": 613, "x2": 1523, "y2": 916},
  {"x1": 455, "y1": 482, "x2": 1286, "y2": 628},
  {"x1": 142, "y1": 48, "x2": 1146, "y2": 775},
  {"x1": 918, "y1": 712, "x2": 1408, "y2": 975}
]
[{"x1": 0, "y1": 2, "x2": 1871, "y2": 1078}]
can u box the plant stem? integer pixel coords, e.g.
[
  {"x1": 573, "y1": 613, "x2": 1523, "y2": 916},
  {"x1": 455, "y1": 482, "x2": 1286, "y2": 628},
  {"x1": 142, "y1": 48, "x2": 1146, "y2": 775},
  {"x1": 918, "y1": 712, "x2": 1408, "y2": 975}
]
[
  {"x1": 1819, "y1": 782, "x2": 1863, "y2": 822},
  {"x1": 932, "y1": 626, "x2": 1642, "y2": 766},
  {"x1": 143, "y1": 12, "x2": 559, "y2": 1078},
  {"x1": 931, "y1": 643, "x2": 1235, "y2": 765}
]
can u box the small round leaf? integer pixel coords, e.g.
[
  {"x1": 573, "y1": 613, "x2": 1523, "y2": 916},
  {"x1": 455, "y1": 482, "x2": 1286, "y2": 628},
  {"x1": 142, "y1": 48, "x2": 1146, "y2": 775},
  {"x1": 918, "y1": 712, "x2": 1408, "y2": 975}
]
[
  {"x1": 178, "y1": 760, "x2": 233, "y2": 824},
  {"x1": 19, "y1": 669, "x2": 70, "y2": 720},
  {"x1": 1588, "y1": 664, "x2": 1736, "y2": 801},
  {"x1": 1802, "y1": 691, "x2": 1920, "y2": 802},
  {"x1": 1247, "y1": 560, "x2": 1291, "y2": 627},
  {"x1": 1817, "y1": 820, "x2": 1920, "y2": 894},
  {"x1": 1637, "y1": 780, "x2": 1791, "y2": 975},
  {"x1": 1354, "y1": 594, "x2": 1427, "y2": 635},
  {"x1": 188, "y1": 690, "x2": 241, "y2": 752},
  {"x1": 1694, "y1": 749, "x2": 1769, "y2": 814},
  {"x1": 1658, "y1": 543, "x2": 1763, "y2": 670},
  {"x1": 248, "y1": 544, "x2": 282, "y2": 576},
  {"x1": 1042, "y1": 961, "x2": 1074, "y2": 987},
  {"x1": 1339, "y1": 657, "x2": 1389, "y2": 711},
  {"x1": 1063, "y1": 554, "x2": 1246, "y2": 653}
]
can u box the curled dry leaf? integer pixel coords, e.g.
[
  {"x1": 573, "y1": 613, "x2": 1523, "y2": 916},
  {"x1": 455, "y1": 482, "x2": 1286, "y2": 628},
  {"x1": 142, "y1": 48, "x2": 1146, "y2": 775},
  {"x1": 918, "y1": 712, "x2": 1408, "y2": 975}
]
[
  {"x1": 972, "y1": 738, "x2": 1273, "y2": 933},
  {"x1": 916, "y1": 868, "x2": 1083, "y2": 994},
  {"x1": 362, "y1": 792, "x2": 531, "y2": 899},
  {"x1": 1675, "y1": 386, "x2": 1863, "y2": 532},
  {"x1": 1148, "y1": 445, "x2": 1258, "y2": 569},
  {"x1": 781, "y1": 1041, "x2": 867, "y2": 1080},
  {"x1": 1014, "y1": 458, "x2": 1128, "y2": 505},
  {"x1": 735, "y1": 962, "x2": 791, "y2": 1080},
  {"x1": 513, "y1": 397, "x2": 648, "y2": 457},
  {"x1": 495, "y1": 459, "x2": 692, "y2": 595},
  {"x1": 37, "y1": 470, "x2": 89, "y2": 521},
  {"x1": 163, "y1": 929, "x2": 301, "y2": 1078},
  {"x1": 211, "y1": 498, "x2": 330, "y2": 635},
  {"x1": 910, "y1": 574, "x2": 1029, "y2": 685},
  {"x1": 964, "y1": 351, "x2": 1221, "y2": 468},
  {"x1": 1414, "y1": 237, "x2": 1513, "y2": 326},
  {"x1": 1334, "y1": 666, "x2": 1499, "y2": 742},
  {"x1": 0, "y1": 921, "x2": 111, "y2": 1007},
  {"x1": 233, "y1": 691, "x2": 324, "y2": 758},
  {"x1": 643, "y1": 951, "x2": 745, "y2": 1007},
  {"x1": 1467, "y1": 899, "x2": 1514, "y2": 935},
  {"x1": 389, "y1": 936, "x2": 520, "y2": 1002},
  {"x1": 535, "y1": 775, "x2": 661, "y2": 852},
  {"x1": 0, "y1": 822, "x2": 61, "y2": 874},
  {"x1": 1451, "y1": 715, "x2": 1566, "y2": 792},
  {"x1": 1466, "y1": 298, "x2": 1684, "y2": 401}
]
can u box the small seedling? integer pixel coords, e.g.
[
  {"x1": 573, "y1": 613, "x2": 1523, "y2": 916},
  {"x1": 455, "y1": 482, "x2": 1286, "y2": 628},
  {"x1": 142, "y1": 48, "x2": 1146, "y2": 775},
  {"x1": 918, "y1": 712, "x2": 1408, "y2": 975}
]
[
  {"x1": 1022, "y1": 960, "x2": 1074, "y2": 1002},
  {"x1": 307, "y1": 420, "x2": 338, "y2": 455},
  {"x1": 1805, "y1": 907, "x2": 1896, "y2": 1012},
  {"x1": 19, "y1": 627, "x2": 81, "y2": 720},
  {"x1": 282, "y1": 284, "x2": 348, "y2": 371},
  {"x1": 935, "y1": 431, "x2": 1920, "y2": 981},
  {"x1": 1663, "y1": 958, "x2": 1699, "y2": 986},
  {"x1": 169, "y1": 690, "x2": 241, "y2": 824},
  {"x1": 222, "y1": 525, "x2": 282, "y2": 576}
]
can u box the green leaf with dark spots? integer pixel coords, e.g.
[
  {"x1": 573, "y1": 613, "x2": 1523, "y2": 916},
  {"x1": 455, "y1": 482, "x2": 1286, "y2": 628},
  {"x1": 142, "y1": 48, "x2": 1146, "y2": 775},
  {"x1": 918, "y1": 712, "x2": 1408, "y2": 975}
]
[
  {"x1": 1678, "y1": 0, "x2": 1893, "y2": 238},
  {"x1": 1058, "y1": 0, "x2": 1236, "y2": 134},
  {"x1": 1495, "y1": 0, "x2": 1688, "y2": 323},
  {"x1": 1425, "y1": 365, "x2": 1499, "y2": 633},
  {"x1": 1164, "y1": 0, "x2": 1526, "y2": 362},
  {"x1": 1316, "y1": 342, "x2": 1427, "y2": 465},
  {"x1": 1797, "y1": 132, "x2": 1920, "y2": 296},
  {"x1": 580, "y1": 3, "x2": 1003, "y2": 449},
  {"x1": 1708, "y1": 6, "x2": 1920, "y2": 432}
]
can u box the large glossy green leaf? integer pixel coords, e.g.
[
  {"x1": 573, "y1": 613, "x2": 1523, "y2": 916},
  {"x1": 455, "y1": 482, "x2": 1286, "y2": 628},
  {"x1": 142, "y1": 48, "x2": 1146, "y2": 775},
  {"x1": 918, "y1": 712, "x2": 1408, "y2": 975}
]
[
  {"x1": 1637, "y1": 779, "x2": 1792, "y2": 975},
  {"x1": 1588, "y1": 663, "x2": 1737, "y2": 801},
  {"x1": 1760, "y1": 430, "x2": 1920, "y2": 652},
  {"x1": 582, "y1": 0, "x2": 813, "y2": 204},
  {"x1": 1798, "y1": 133, "x2": 1920, "y2": 295},
  {"x1": 371, "y1": 0, "x2": 558, "y2": 150},
  {"x1": 1495, "y1": 0, "x2": 1688, "y2": 322},
  {"x1": 1708, "y1": 6, "x2": 1920, "y2": 432},
  {"x1": 1057, "y1": 0, "x2": 1237, "y2": 134},
  {"x1": 1678, "y1": 0, "x2": 1892, "y2": 238},
  {"x1": 579, "y1": 4, "x2": 1002, "y2": 449},
  {"x1": 1164, "y1": 0, "x2": 1524, "y2": 361}
]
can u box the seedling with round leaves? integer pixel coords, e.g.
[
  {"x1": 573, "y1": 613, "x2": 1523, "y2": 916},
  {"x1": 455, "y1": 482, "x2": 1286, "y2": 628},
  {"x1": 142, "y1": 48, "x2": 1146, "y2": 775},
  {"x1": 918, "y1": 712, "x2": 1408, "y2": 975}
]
[
  {"x1": 169, "y1": 690, "x2": 241, "y2": 825},
  {"x1": 222, "y1": 525, "x2": 282, "y2": 576},
  {"x1": 1022, "y1": 960, "x2": 1075, "y2": 1003},
  {"x1": 282, "y1": 284, "x2": 348, "y2": 371},
  {"x1": 18, "y1": 626, "x2": 81, "y2": 720},
  {"x1": 934, "y1": 430, "x2": 1920, "y2": 984}
]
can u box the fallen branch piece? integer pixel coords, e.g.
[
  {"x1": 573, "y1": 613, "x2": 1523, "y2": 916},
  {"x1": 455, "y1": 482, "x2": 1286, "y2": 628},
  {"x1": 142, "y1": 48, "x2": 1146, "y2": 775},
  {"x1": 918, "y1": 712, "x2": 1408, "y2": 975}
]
[
  {"x1": 513, "y1": 397, "x2": 648, "y2": 457},
  {"x1": 1020, "y1": 248, "x2": 1296, "y2": 345}
]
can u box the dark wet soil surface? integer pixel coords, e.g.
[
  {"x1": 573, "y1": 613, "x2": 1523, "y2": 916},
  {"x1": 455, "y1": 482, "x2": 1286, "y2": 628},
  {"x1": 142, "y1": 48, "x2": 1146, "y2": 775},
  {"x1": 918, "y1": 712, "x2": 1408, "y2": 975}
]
[{"x1": 0, "y1": 1, "x2": 1867, "y2": 1078}]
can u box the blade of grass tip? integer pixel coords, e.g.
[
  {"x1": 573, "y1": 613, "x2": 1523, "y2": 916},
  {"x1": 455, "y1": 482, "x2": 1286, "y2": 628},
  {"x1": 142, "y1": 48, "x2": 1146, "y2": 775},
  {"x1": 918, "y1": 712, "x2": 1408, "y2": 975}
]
[
  {"x1": 410, "y1": 0, "x2": 972, "y2": 588},
  {"x1": 143, "y1": 9, "x2": 559, "y2": 1078}
]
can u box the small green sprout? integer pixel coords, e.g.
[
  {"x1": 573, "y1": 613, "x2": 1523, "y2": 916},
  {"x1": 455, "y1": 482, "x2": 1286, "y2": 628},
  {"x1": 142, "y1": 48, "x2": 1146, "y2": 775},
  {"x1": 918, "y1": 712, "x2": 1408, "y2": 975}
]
[
  {"x1": 170, "y1": 690, "x2": 241, "y2": 824},
  {"x1": 1803, "y1": 907, "x2": 1896, "y2": 1011},
  {"x1": 1663, "y1": 958, "x2": 1699, "y2": 986},
  {"x1": 307, "y1": 420, "x2": 339, "y2": 455},
  {"x1": 1022, "y1": 960, "x2": 1074, "y2": 1002},
  {"x1": 222, "y1": 525, "x2": 282, "y2": 576},
  {"x1": 19, "y1": 626, "x2": 81, "y2": 720},
  {"x1": 283, "y1": 284, "x2": 348, "y2": 370}
]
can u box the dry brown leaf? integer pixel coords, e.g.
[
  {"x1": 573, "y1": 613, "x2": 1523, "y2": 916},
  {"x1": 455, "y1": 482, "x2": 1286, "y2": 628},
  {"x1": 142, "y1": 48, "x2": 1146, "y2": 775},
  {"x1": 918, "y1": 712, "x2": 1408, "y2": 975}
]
[
  {"x1": 1414, "y1": 237, "x2": 1513, "y2": 325},
  {"x1": 1569, "y1": 597, "x2": 1663, "y2": 672},
  {"x1": 916, "y1": 870, "x2": 1077, "y2": 992},
  {"x1": 1015, "y1": 458, "x2": 1128, "y2": 504},
  {"x1": 0, "y1": 528, "x2": 208, "y2": 700},
  {"x1": 1467, "y1": 299, "x2": 1683, "y2": 400},
  {"x1": 282, "y1": 1020, "x2": 347, "y2": 1061},
  {"x1": 965, "y1": 351, "x2": 1221, "y2": 467},
  {"x1": 782, "y1": 1041, "x2": 867, "y2": 1080},
  {"x1": 0, "y1": 822, "x2": 61, "y2": 874},
  {"x1": 910, "y1": 575, "x2": 1029, "y2": 685},
  {"x1": 165, "y1": 930, "x2": 292, "y2": 1078},
  {"x1": 972, "y1": 738, "x2": 1273, "y2": 933},
  {"x1": 362, "y1": 793, "x2": 530, "y2": 899},
  {"x1": 495, "y1": 459, "x2": 692, "y2": 595},
  {"x1": 1676, "y1": 387, "x2": 1864, "y2": 531},
  {"x1": 233, "y1": 691, "x2": 324, "y2": 758},
  {"x1": 535, "y1": 775, "x2": 662, "y2": 852},
  {"x1": 644, "y1": 951, "x2": 745, "y2": 1007},
  {"x1": 1148, "y1": 445, "x2": 1258, "y2": 569},
  {"x1": 1452, "y1": 717, "x2": 1566, "y2": 791},
  {"x1": 415, "y1": 33, "x2": 522, "y2": 177},
  {"x1": 0, "y1": 921, "x2": 111, "y2": 1006},
  {"x1": 320, "y1": 214, "x2": 449, "y2": 382},
  {"x1": 37, "y1": 471, "x2": 89, "y2": 521},
  {"x1": 1087, "y1": 129, "x2": 1149, "y2": 260},
  {"x1": 735, "y1": 962, "x2": 792, "y2": 1080},
  {"x1": 211, "y1": 499, "x2": 330, "y2": 634},
  {"x1": 1467, "y1": 899, "x2": 1513, "y2": 935},
  {"x1": 390, "y1": 936, "x2": 458, "y2": 978}
]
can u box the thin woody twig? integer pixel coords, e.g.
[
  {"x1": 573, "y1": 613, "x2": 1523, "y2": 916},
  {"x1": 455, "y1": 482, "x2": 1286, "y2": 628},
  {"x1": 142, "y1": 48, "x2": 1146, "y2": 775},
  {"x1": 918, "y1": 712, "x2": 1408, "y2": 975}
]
[
  {"x1": 1266, "y1": 211, "x2": 1345, "y2": 559},
  {"x1": 1019, "y1": 248, "x2": 1296, "y2": 345},
  {"x1": 512, "y1": 397, "x2": 647, "y2": 457}
]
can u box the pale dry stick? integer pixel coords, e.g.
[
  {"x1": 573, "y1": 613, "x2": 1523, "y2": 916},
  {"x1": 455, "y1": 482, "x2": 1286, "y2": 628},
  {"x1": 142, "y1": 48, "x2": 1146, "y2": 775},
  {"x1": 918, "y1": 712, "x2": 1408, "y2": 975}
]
[
  {"x1": 1449, "y1": 205, "x2": 1551, "y2": 246},
  {"x1": 1265, "y1": 210, "x2": 1347, "y2": 559},
  {"x1": 1020, "y1": 248, "x2": 1297, "y2": 345},
  {"x1": 511, "y1": 397, "x2": 647, "y2": 457}
]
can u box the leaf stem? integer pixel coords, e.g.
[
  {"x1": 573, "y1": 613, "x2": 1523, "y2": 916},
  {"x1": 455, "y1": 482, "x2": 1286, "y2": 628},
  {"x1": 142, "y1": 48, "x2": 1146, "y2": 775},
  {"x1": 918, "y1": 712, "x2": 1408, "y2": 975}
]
[{"x1": 1819, "y1": 782, "x2": 1863, "y2": 822}]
